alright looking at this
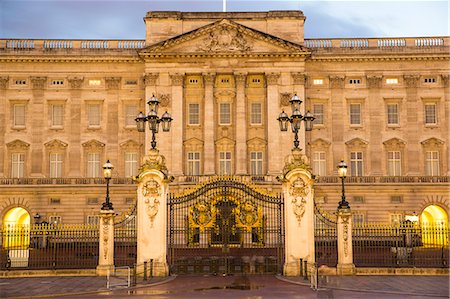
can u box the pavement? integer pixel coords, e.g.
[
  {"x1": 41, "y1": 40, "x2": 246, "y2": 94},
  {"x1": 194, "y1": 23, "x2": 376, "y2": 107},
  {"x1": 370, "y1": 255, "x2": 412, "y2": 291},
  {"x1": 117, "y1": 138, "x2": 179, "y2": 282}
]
[{"x1": 0, "y1": 273, "x2": 448, "y2": 298}]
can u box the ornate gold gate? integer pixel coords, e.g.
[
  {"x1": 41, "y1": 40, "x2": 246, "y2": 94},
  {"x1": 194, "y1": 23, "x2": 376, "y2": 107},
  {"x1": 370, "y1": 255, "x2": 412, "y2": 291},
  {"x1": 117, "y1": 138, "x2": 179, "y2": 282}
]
[{"x1": 167, "y1": 178, "x2": 284, "y2": 275}]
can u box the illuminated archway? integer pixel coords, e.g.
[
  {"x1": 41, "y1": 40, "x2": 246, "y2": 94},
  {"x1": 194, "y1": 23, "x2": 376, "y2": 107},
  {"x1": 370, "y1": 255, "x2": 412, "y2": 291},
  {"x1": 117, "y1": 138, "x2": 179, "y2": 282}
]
[
  {"x1": 2, "y1": 207, "x2": 30, "y2": 249},
  {"x1": 420, "y1": 205, "x2": 448, "y2": 247}
]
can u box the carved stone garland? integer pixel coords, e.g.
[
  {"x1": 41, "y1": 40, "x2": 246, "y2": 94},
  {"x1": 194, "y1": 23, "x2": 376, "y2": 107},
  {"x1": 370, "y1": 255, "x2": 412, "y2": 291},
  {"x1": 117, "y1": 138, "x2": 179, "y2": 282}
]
[
  {"x1": 142, "y1": 179, "x2": 161, "y2": 227},
  {"x1": 289, "y1": 178, "x2": 310, "y2": 226}
]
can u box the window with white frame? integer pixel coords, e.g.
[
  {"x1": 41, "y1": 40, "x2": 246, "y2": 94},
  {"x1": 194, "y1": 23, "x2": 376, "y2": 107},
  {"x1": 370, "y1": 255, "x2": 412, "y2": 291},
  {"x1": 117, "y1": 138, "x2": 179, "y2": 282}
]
[
  {"x1": 86, "y1": 152, "x2": 101, "y2": 177},
  {"x1": 424, "y1": 103, "x2": 437, "y2": 125},
  {"x1": 387, "y1": 151, "x2": 401, "y2": 176},
  {"x1": 13, "y1": 104, "x2": 26, "y2": 128},
  {"x1": 187, "y1": 152, "x2": 201, "y2": 175},
  {"x1": 87, "y1": 104, "x2": 101, "y2": 127},
  {"x1": 386, "y1": 78, "x2": 398, "y2": 85},
  {"x1": 250, "y1": 151, "x2": 263, "y2": 175},
  {"x1": 11, "y1": 153, "x2": 25, "y2": 178},
  {"x1": 125, "y1": 152, "x2": 139, "y2": 177},
  {"x1": 250, "y1": 103, "x2": 262, "y2": 125},
  {"x1": 188, "y1": 103, "x2": 200, "y2": 125},
  {"x1": 425, "y1": 151, "x2": 440, "y2": 176},
  {"x1": 387, "y1": 103, "x2": 399, "y2": 125},
  {"x1": 125, "y1": 105, "x2": 137, "y2": 127},
  {"x1": 219, "y1": 103, "x2": 231, "y2": 125},
  {"x1": 390, "y1": 213, "x2": 403, "y2": 226},
  {"x1": 219, "y1": 151, "x2": 232, "y2": 175},
  {"x1": 313, "y1": 104, "x2": 324, "y2": 125},
  {"x1": 313, "y1": 79, "x2": 323, "y2": 85},
  {"x1": 49, "y1": 153, "x2": 63, "y2": 178},
  {"x1": 312, "y1": 151, "x2": 326, "y2": 176},
  {"x1": 349, "y1": 104, "x2": 361, "y2": 125},
  {"x1": 350, "y1": 151, "x2": 363, "y2": 176},
  {"x1": 50, "y1": 104, "x2": 64, "y2": 128},
  {"x1": 86, "y1": 215, "x2": 100, "y2": 225}
]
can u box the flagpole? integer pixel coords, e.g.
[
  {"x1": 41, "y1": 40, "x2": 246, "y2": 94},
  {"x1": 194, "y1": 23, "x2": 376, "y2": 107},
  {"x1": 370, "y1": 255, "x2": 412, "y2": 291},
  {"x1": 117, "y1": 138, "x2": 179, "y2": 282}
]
[{"x1": 223, "y1": 0, "x2": 226, "y2": 12}]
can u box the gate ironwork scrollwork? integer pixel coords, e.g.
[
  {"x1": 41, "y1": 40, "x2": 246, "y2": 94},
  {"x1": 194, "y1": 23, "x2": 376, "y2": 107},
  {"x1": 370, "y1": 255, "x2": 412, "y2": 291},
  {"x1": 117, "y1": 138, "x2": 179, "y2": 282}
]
[{"x1": 168, "y1": 177, "x2": 284, "y2": 275}]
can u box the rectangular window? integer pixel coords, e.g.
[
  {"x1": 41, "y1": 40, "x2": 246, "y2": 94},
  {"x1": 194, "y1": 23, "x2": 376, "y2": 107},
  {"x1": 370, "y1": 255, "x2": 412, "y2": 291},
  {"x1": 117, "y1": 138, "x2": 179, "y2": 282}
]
[
  {"x1": 219, "y1": 151, "x2": 232, "y2": 175},
  {"x1": 349, "y1": 104, "x2": 361, "y2": 125},
  {"x1": 424, "y1": 104, "x2": 437, "y2": 125},
  {"x1": 49, "y1": 153, "x2": 63, "y2": 178},
  {"x1": 86, "y1": 215, "x2": 100, "y2": 225},
  {"x1": 312, "y1": 151, "x2": 326, "y2": 176},
  {"x1": 50, "y1": 104, "x2": 64, "y2": 127},
  {"x1": 313, "y1": 104, "x2": 324, "y2": 125},
  {"x1": 86, "y1": 152, "x2": 101, "y2": 177},
  {"x1": 390, "y1": 196, "x2": 402, "y2": 204},
  {"x1": 387, "y1": 104, "x2": 399, "y2": 125},
  {"x1": 219, "y1": 103, "x2": 231, "y2": 125},
  {"x1": 125, "y1": 152, "x2": 139, "y2": 177},
  {"x1": 13, "y1": 104, "x2": 26, "y2": 128},
  {"x1": 89, "y1": 79, "x2": 101, "y2": 86},
  {"x1": 386, "y1": 78, "x2": 398, "y2": 84},
  {"x1": 49, "y1": 216, "x2": 62, "y2": 225},
  {"x1": 87, "y1": 198, "x2": 99, "y2": 205},
  {"x1": 250, "y1": 151, "x2": 263, "y2": 175},
  {"x1": 313, "y1": 79, "x2": 323, "y2": 85},
  {"x1": 349, "y1": 79, "x2": 361, "y2": 84},
  {"x1": 50, "y1": 198, "x2": 61, "y2": 205},
  {"x1": 11, "y1": 153, "x2": 25, "y2": 178},
  {"x1": 188, "y1": 103, "x2": 200, "y2": 125},
  {"x1": 425, "y1": 151, "x2": 439, "y2": 176},
  {"x1": 51, "y1": 80, "x2": 64, "y2": 86},
  {"x1": 87, "y1": 104, "x2": 101, "y2": 127},
  {"x1": 187, "y1": 152, "x2": 201, "y2": 175},
  {"x1": 125, "y1": 105, "x2": 137, "y2": 127},
  {"x1": 424, "y1": 77, "x2": 436, "y2": 83},
  {"x1": 350, "y1": 151, "x2": 363, "y2": 176},
  {"x1": 352, "y1": 213, "x2": 365, "y2": 225},
  {"x1": 250, "y1": 103, "x2": 262, "y2": 125},
  {"x1": 353, "y1": 196, "x2": 364, "y2": 204},
  {"x1": 387, "y1": 151, "x2": 401, "y2": 176},
  {"x1": 390, "y1": 213, "x2": 403, "y2": 225}
]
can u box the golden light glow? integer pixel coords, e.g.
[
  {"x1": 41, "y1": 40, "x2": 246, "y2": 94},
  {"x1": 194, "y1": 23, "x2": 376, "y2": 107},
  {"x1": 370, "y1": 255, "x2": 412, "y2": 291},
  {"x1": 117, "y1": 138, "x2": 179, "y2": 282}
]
[
  {"x1": 420, "y1": 205, "x2": 448, "y2": 247},
  {"x1": 3, "y1": 207, "x2": 30, "y2": 249}
]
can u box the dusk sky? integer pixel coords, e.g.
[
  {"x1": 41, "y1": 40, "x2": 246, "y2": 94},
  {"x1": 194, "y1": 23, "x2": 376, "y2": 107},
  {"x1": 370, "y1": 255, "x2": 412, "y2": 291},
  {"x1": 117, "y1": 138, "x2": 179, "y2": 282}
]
[{"x1": 0, "y1": 1, "x2": 448, "y2": 40}]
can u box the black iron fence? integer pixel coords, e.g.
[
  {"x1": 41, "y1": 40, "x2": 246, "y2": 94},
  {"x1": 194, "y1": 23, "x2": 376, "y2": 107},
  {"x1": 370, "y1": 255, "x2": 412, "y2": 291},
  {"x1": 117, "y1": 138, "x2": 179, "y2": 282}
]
[
  {"x1": 353, "y1": 222, "x2": 449, "y2": 268},
  {"x1": 314, "y1": 206, "x2": 338, "y2": 267}
]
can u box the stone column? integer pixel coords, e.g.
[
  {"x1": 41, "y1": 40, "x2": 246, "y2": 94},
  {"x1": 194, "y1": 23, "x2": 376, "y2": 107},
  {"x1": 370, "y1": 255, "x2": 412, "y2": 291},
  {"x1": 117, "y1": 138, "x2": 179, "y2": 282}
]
[
  {"x1": 203, "y1": 73, "x2": 216, "y2": 175},
  {"x1": 105, "y1": 77, "x2": 121, "y2": 164},
  {"x1": 169, "y1": 73, "x2": 184, "y2": 176},
  {"x1": 234, "y1": 72, "x2": 247, "y2": 175},
  {"x1": 279, "y1": 148, "x2": 315, "y2": 276},
  {"x1": 30, "y1": 77, "x2": 47, "y2": 177},
  {"x1": 67, "y1": 77, "x2": 84, "y2": 177},
  {"x1": 0, "y1": 76, "x2": 8, "y2": 177},
  {"x1": 367, "y1": 75, "x2": 383, "y2": 175},
  {"x1": 404, "y1": 74, "x2": 421, "y2": 175},
  {"x1": 336, "y1": 207, "x2": 355, "y2": 275},
  {"x1": 266, "y1": 73, "x2": 281, "y2": 175},
  {"x1": 136, "y1": 149, "x2": 173, "y2": 277},
  {"x1": 97, "y1": 210, "x2": 115, "y2": 275},
  {"x1": 329, "y1": 76, "x2": 346, "y2": 170},
  {"x1": 442, "y1": 75, "x2": 450, "y2": 175}
]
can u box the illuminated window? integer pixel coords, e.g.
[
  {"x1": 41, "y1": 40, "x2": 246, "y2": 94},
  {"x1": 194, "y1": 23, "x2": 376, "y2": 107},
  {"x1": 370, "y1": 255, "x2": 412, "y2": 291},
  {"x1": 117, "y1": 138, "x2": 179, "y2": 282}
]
[
  {"x1": 188, "y1": 103, "x2": 200, "y2": 125},
  {"x1": 387, "y1": 151, "x2": 401, "y2": 176},
  {"x1": 250, "y1": 151, "x2": 263, "y2": 175},
  {"x1": 219, "y1": 152, "x2": 232, "y2": 175},
  {"x1": 312, "y1": 151, "x2": 326, "y2": 176},
  {"x1": 49, "y1": 153, "x2": 63, "y2": 178},
  {"x1": 313, "y1": 79, "x2": 323, "y2": 85},
  {"x1": 89, "y1": 79, "x2": 101, "y2": 86},
  {"x1": 125, "y1": 152, "x2": 139, "y2": 177},
  {"x1": 386, "y1": 78, "x2": 398, "y2": 84},
  {"x1": 250, "y1": 103, "x2": 262, "y2": 125},
  {"x1": 187, "y1": 152, "x2": 201, "y2": 175}
]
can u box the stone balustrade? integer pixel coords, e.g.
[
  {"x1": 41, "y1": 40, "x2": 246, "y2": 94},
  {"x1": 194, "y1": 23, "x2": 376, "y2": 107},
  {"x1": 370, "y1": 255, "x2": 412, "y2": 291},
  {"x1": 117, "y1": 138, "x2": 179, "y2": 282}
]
[{"x1": 0, "y1": 39, "x2": 146, "y2": 49}]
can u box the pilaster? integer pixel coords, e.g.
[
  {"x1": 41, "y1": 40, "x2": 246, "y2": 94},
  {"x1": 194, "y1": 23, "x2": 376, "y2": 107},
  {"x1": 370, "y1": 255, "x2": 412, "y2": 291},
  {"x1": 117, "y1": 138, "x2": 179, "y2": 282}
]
[
  {"x1": 0, "y1": 76, "x2": 8, "y2": 177},
  {"x1": 266, "y1": 72, "x2": 281, "y2": 175},
  {"x1": 30, "y1": 76, "x2": 47, "y2": 177},
  {"x1": 97, "y1": 210, "x2": 115, "y2": 276},
  {"x1": 169, "y1": 73, "x2": 184, "y2": 176},
  {"x1": 203, "y1": 73, "x2": 216, "y2": 175},
  {"x1": 67, "y1": 77, "x2": 84, "y2": 177},
  {"x1": 336, "y1": 207, "x2": 355, "y2": 275},
  {"x1": 234, "y1": 72, "x2": 247, "y2": 174},
  {"x1": 367, "y1": 75, "x2": 383, "y2": 175},
  {"x1": 329, "y1": 75, "x2": 346, "y2": 168},
  {"x1": 404, "y1": 74, "x2": 421, "y2": 175},
  {"x1": 105, "y1": 77, "x2": 121, "y2": 164}
]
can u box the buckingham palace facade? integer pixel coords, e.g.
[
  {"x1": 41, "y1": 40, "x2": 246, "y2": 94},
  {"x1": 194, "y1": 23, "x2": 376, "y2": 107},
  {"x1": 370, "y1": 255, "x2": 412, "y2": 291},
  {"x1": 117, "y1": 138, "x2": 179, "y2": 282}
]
[{"x1": 0, "y1": 11, "x2": 448, "y2": 227}]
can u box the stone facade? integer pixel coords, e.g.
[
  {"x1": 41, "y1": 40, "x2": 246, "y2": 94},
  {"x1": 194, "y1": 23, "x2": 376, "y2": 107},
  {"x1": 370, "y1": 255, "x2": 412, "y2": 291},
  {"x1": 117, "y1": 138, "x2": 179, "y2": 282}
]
[{"x1": 0, "y1": 11, "x2": 448, "y2": 226}]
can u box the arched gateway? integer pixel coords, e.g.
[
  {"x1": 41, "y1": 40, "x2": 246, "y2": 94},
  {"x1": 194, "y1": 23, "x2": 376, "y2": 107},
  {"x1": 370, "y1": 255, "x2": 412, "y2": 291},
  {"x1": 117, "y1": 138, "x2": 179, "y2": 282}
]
[{"x1": 167, "y1": 178, "x2": 284, "y2": 274}]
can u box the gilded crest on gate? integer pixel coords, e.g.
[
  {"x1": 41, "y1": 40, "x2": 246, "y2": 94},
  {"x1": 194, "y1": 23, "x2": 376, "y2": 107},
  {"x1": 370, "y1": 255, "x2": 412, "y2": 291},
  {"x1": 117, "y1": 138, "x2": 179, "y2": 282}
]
[
  {"x1": 189, "y1": 201, "x2": 216, "y2": 232},
  {"x1": 235, "y1": 201, "x2": 262, "y2": 232}
]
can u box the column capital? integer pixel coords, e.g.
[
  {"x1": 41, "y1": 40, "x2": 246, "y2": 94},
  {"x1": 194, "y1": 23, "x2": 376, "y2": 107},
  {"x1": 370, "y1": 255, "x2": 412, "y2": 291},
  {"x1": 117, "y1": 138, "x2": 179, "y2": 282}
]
[
  {"x1": 403, "y1": 74, "x2": 420, "y2": 88},
  {"x1": 441, "y1": 74, "x2": 449, "y2": 87},
  {"x1": 170, "y1": 73, "x2": 184, "y2": 86},
  {"x1": 0, "y1": 76, "x2": 9, "y2": 89},
  {"x1": 265, "y1": 72, "x2": 280, "y2": 85},
  {"x1": 329, "y1": 75, "x2": 345, "y2": 89},
  {"x1": 143, "y1": 73, "x2": 159, "y2": 86},
  {"x1": 202, "y1": 73, "x2": 216, "y2": 85},
  {"x1": 291, "y1": 72, "x2": 306, "y2": 85},
  {"x1": 67, "y1": 76, "x2": 84, "y2": 89},
  {"x1": 366, "y1": 75, "x2": 382, "y2": 89},
  {"x1": 31, "y1": 76, "x2": 47, "y2": 89},
  {"x1": 105, "y1": 77, "x2": 121, "y2": 90},
  {"x1": 234, "y1": 72, "x2": 247, "y2": 84}
]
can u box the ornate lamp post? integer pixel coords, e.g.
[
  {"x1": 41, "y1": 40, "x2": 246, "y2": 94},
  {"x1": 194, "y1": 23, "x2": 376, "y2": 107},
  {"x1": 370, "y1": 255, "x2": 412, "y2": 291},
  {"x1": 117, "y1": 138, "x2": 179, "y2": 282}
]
[
  {"x1": 101, "y1": 160, "x2": 114, "y2": 210},
  {"x1": 278, "y1": 94, "x2": 315, "y2": 149},
  {"x1": 135, "y1": 94, "x2": 173, "y2": 149},
  {"x1": 337, "y1": 160, "x2": 350, "y2": 209}
]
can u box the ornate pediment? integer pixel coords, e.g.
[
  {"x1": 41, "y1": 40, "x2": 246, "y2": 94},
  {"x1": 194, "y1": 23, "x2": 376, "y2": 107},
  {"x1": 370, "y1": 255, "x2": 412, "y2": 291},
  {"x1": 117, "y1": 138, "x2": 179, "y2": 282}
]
[
  {"x1": 44, "y1": 139, "x2": 68, "y2": 149},
  {"x1": 421, "y1": 137, "x2": 445, "y2": 147},
  {"x1": 309, "y1": 138, "x2": 331, "y2": 148},
  {"x1": 119, "y1": 139, "x2": 141, "y2": 150},
  {"x1": 247, "y1": 137, "x2": 267, "y2": 150},
  {"x1": 345, "y1": 138, "x2": 369, "y2": 148},
  {"x1": 139, "y1": 19, "x2": 309, "y2": 58},
  {"x1": 383, "y1": 137, "x2": 406, "y2": 148},
  {"x1": 6, "y1": 139, "x2": 30, "y2": 150},
  {"x1": 82, "y1": 139, "x2": 105, "y2": 150}
]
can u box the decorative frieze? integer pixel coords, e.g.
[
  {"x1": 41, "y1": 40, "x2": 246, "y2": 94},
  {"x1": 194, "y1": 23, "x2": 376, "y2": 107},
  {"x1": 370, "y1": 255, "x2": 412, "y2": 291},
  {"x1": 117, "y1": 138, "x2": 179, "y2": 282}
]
[
  {"x1": 0, "y1": 76, "x2": 9, "y2": 89},
  {"x1": 291, "y1": 73, "x2": 306, "y2": 85},
  {"x1": 329, "y1": 75, "x2": 345, "y2": 89},
  {"x1": 67, "y1": 76, "x2": 84, "y2": 89},
  {"x1": 170, "y1": 73, "x2": 184, "y2": 86},
  {"x1": 31, "y1": 76, "x2": 47, "y2": 89},
  {"x1": 105, "y1": 77, "x2": 121, "y2": 90},
  {"x1": 265, "y1": 73, "x2": 280, "y2": 85},
  {"x1": 366, "y1": 75, "x2": 382, "y2": 89},
  {"x1": 143, "y1": 73, "x2": 159, "y2": 86},
  {"x1": 403, "y1": 74, "x2": 420, "y2": 88}
]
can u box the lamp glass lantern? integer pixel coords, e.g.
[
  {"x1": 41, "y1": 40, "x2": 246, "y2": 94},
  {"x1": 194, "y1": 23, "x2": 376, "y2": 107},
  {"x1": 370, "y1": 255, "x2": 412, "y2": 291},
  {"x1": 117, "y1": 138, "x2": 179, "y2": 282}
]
[
  {"x1": 337, "y1": 160, "x2": 348, "y2": 178},
  {"x1": 289, "y1": 94, "x2": 303, "y2": 112},
  {"x1": 135, "y1": 112, "x2": 146, "y2": 132},
  {"x1": 303, "y1": 111, "x2": 315, "y2": 131},
  {"x1": 147, "y1": 94, "x2": 160, "y2": 114},
  {"x1": 103, "y1": 160, "x2": 114, "y2": 179},
  {"x1": 277, "y1": 111, "x2": 290, "y2": 131},
  {"x1": 160, "y1": 111, "x2": 173, "y2": 132},
  {"x1": 291, "y1": 109, "x2": 303, "y2": 132},
  {"x1": 147, "y1": 110, "x2": 159, "y2": 132}
]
